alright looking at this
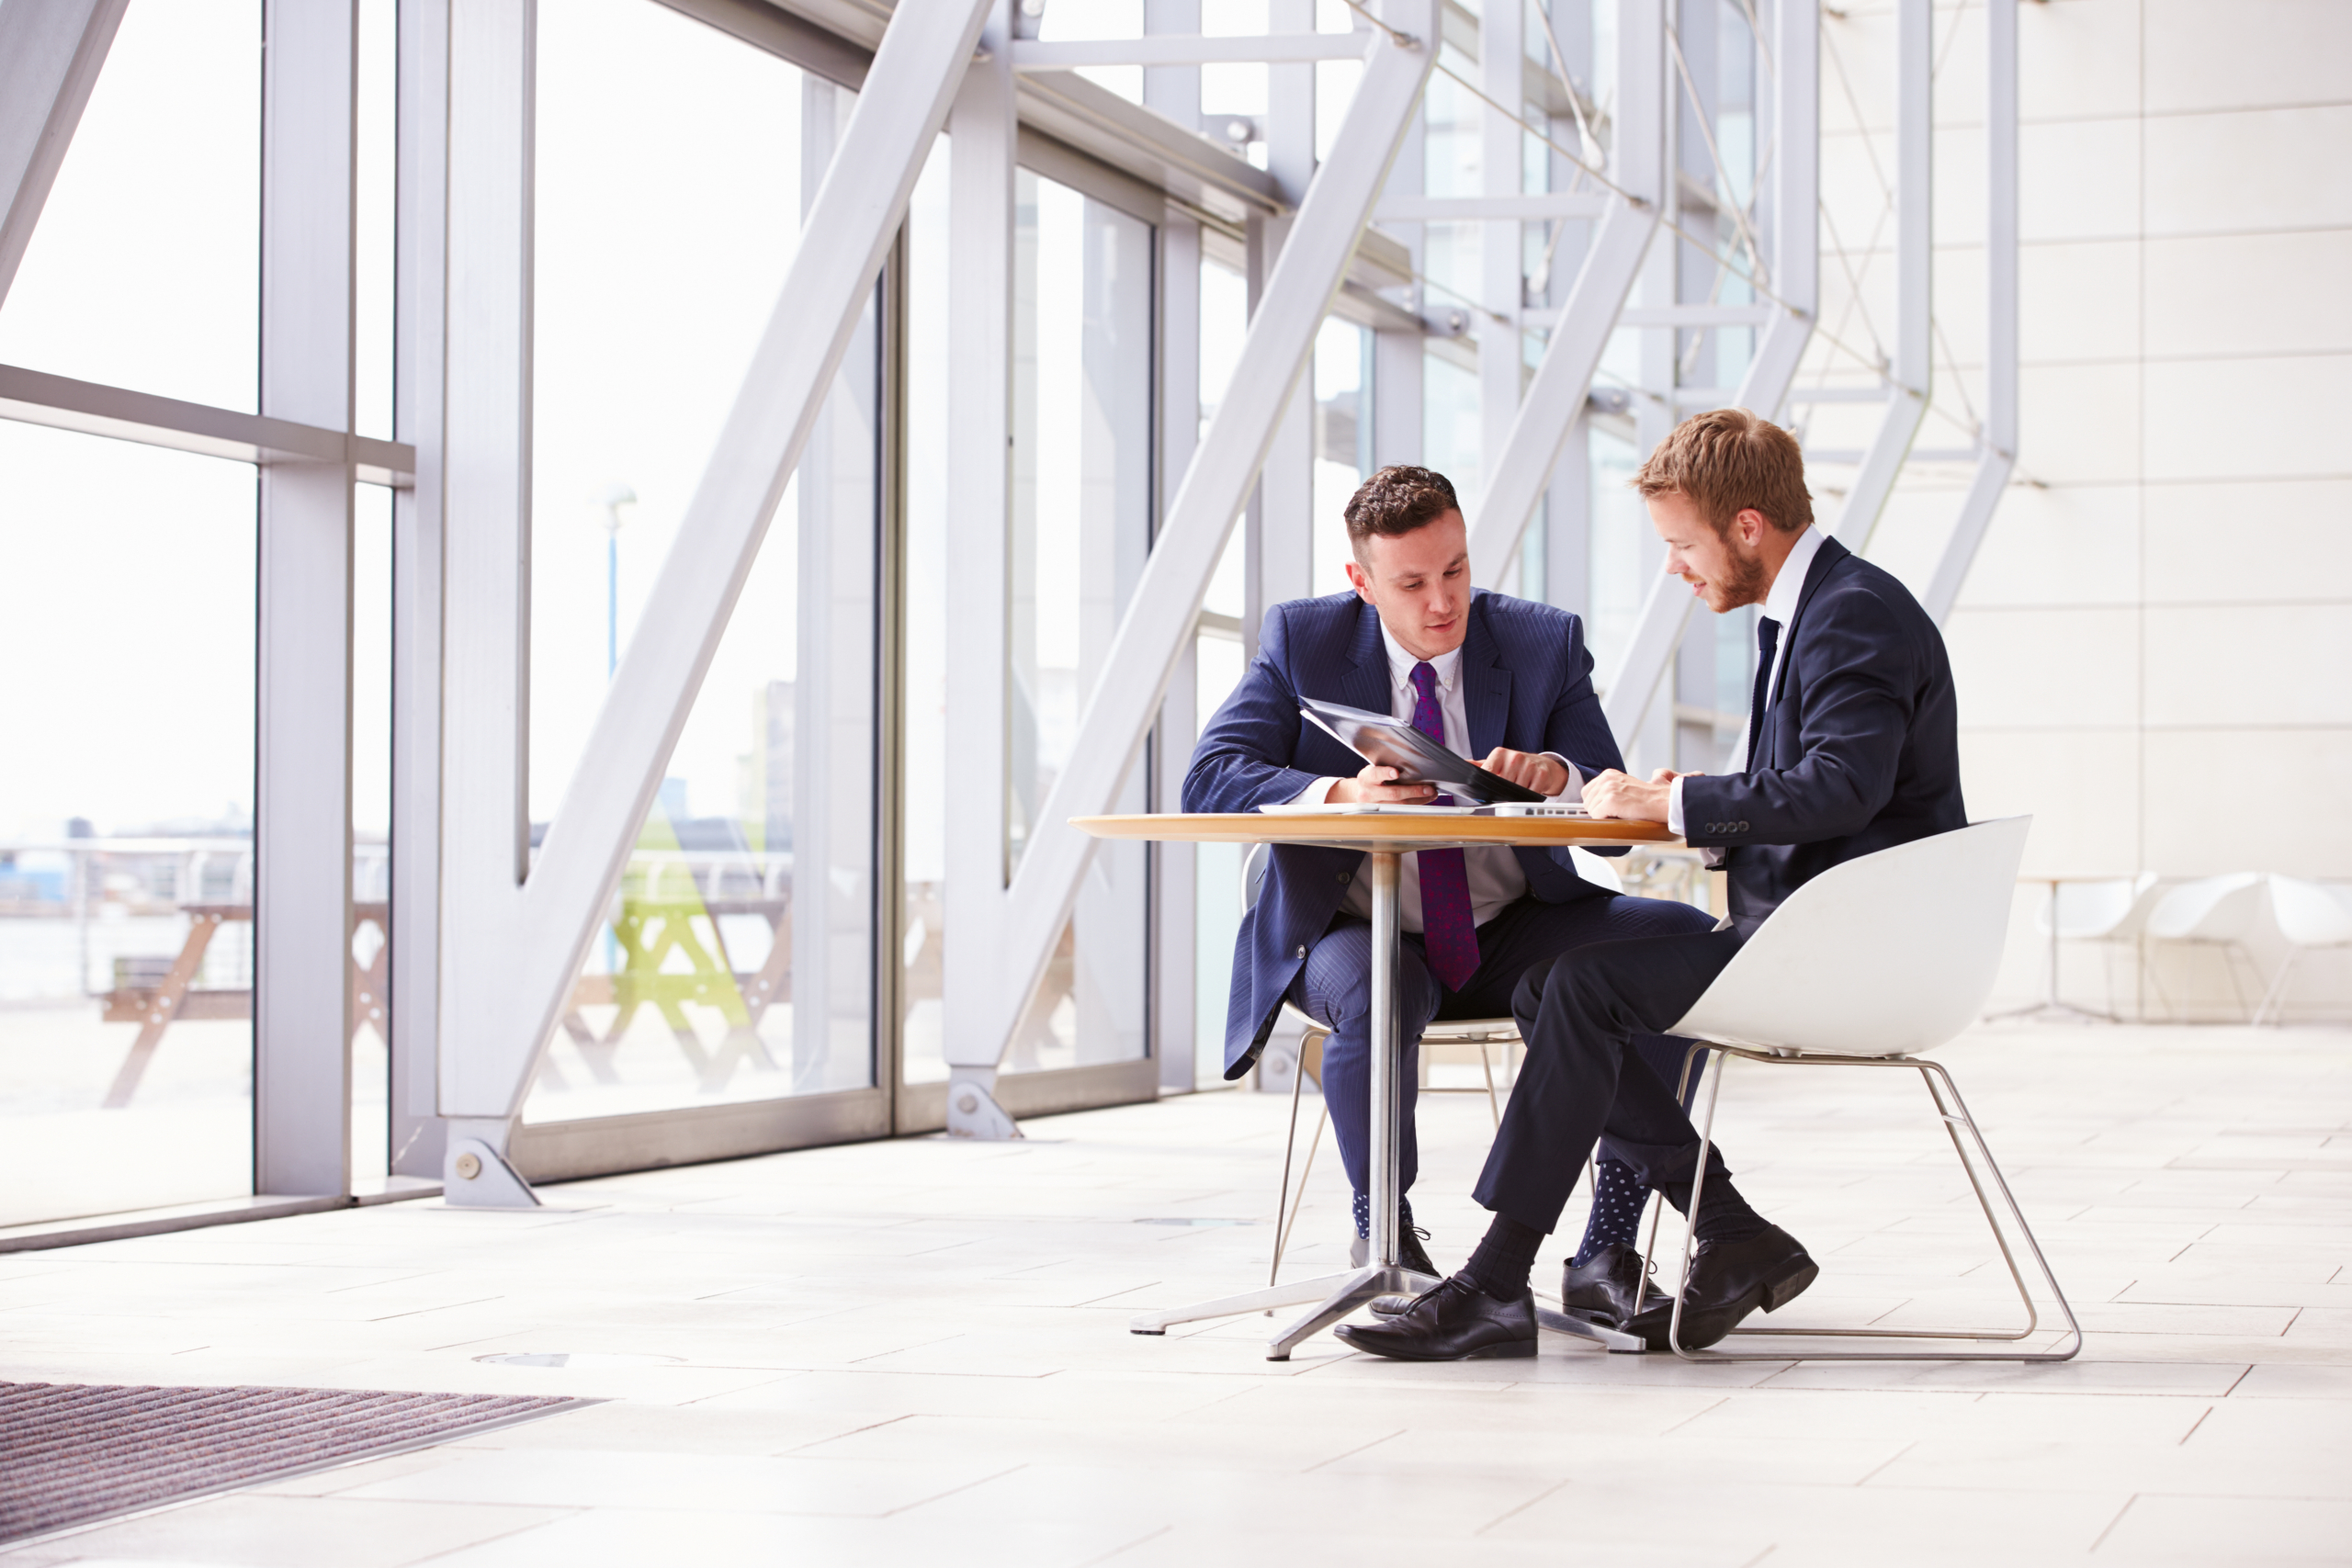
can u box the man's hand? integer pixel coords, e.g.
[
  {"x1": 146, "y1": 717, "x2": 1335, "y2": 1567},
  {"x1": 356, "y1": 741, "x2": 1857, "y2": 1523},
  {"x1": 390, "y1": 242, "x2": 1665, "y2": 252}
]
[
  {"x1": 1580, "y1": 767, "x2": 1673, "y2": 823},
  {"x1": 1328, "y1": 762, "x2": 1439, "y2": 805},
  {"x1": 1480, "y1": 748, "x2": 1572, "y2": 797}
]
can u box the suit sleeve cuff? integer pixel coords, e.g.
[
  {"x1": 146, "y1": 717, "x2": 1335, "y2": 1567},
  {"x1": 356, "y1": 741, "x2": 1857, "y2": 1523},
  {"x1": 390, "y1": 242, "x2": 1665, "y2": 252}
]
[
  {"x1": 1543, "y1": 753, "x2": 1581, "y2": 803},
  {"x1": 1668, "y1": 774, "x2": 1686, "y2": 836}
]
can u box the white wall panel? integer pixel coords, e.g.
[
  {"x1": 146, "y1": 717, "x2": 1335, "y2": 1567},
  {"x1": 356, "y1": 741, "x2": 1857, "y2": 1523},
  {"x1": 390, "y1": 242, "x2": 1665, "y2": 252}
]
[
  {"x1": 2016, "y1": 362, "x2": 2142, "y2": 484},
  {"x1": 1951, "y1": 483, "x2": 2143, "y2": 611},
  {"x1": 2016, "y1": 3, "x2": 2141, "y2": 121},
  {"x1": 2016, "y1": 118, "x2": 2140, "y2": 243},
  {"x1": 2144, "y1": 355, "x2": 2352, "y2": 482},
  {"x1": 2143, "y1": 106, "x2": 2352, "y2": 237},
  {"x1": 2143, "y1": 0, "x2": 2352, "y2": 116},
  {"x1": 2145, "y1": 231, "x2": 2352, "y2": 357},
  {"x1": 2144, "y1": 729, "x2": 2352, "y2": 879},
  {"x1": 1957, "y1": 728, "x2": 2143, "y2": 880},
  {"x1": 2143, "y1": 479, "x2": 2352, "y2": 605},
  {"x1": 1946, "y1": 607, "x2": 2141, "y2": 730},
  {"x1": 2018, "y1": 240, "x2": 2139, "y2": 364},
  {"x1": 2144, "y1": 605, "x2": 2352, "y2": 729}
]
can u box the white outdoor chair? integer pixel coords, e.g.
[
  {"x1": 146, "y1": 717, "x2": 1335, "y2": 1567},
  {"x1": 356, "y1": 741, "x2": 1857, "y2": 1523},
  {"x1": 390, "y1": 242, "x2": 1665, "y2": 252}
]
[
  {"x1": 1639, "y1": 817, "x2": 2081, "y2": 1361},
  {"x1": 2045, "y1": 871, "x2": 2162, "y2": 1019},
  {"x1": 2256, "y1": 877, "x2": 2352, "y2": 1026},
  {"x1": 2144, "y1": 873, "x2": 2267, "y2": 1022}
]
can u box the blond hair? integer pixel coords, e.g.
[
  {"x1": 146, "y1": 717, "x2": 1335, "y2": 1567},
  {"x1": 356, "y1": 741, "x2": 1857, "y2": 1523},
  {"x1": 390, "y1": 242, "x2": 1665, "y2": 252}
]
[{"x1": 1633, "y1": 408, "x2": 1813, "y2": 534}]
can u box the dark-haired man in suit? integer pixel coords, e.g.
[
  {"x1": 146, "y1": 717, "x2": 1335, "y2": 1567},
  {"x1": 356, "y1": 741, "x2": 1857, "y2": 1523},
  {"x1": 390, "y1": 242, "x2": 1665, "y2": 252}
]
[
  {"x1": 1184, "y1": 466, "x2": 1717, "y2": 1285},
  {"x1": 1340, "y1": 408, "x2": 1968, "y2": 1362}
]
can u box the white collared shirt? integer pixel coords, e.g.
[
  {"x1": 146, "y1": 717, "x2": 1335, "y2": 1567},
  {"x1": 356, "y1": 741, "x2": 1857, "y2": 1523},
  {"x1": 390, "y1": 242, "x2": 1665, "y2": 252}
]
[
  {"x1": 1295, "y1": 620, "x2": 1581, "y2": 931},
  {"x1": 1668, "y1": 524, "x2": 1826, "y2": 834}
]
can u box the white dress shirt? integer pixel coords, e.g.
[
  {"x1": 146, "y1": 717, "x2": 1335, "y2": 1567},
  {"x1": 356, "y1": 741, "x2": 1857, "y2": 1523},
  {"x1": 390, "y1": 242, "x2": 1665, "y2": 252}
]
[
  {"x1": 1295, "y1": 620, "x2": 1582, "y2": 931},
  {"x1": 1668, "y1": 523, "x2": 1826, "y2": 834}
]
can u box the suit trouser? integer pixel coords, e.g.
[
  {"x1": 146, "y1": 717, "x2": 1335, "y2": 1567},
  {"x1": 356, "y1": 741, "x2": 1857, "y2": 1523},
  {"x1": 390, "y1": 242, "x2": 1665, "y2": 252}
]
[
  {"x1": 1289, "y1": 890, "x2": 1720, "y2": 1206},
  {"x1": 1473, "y1": 927, "x2": 1747, "y2": 1233}
]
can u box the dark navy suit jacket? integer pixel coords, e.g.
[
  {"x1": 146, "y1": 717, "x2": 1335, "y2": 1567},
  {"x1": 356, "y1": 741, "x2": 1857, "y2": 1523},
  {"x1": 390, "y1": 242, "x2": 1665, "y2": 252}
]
[
  {"x1": 1184, "y1": 590, "x2": 1625, "y2": 1079},
  {"x1": 1680, "y1": 535, "x2": 1967, "y2": 933}
]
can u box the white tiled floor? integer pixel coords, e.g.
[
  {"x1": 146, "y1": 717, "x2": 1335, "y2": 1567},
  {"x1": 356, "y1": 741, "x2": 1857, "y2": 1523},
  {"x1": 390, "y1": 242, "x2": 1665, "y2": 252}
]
[{"x1": 4, "y1": 1023, "x2": 2348, "y2": 1567}]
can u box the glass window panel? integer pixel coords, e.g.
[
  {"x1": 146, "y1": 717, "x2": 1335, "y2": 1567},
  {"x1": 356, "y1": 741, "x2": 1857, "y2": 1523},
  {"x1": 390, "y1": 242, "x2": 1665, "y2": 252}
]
[
  {"x1": 1193, "y1": 630, "x2": 1248, "y2": 1089},
  {"x1": 356, "y1": 0, "x2": 398, "y2": 441},
  {"x1": 1311, "y1": 316, "x2": 1372, "y2": 592},
  {"x1": 1199, "y1": 256, "x2": 1250, "y2": 622},
  {"x1": 523, "y1": 8, "x2": 877, "y2": 1123},
  {"x1": 0, "y1": 0, "x2": 260, "y2": 412},
  {"x1": 901, "y1": 137, "x2": 951, "y2": 1087},
  {"x1": 352, "y1": 484, "x2": 392, "y2": 1186},
  {"x1": 1422, "y1": 347, "x2": 1482, "y2": 513},
  {"x1": 528, "y1": 0, "x2": 805, "y2": 830},
  {"x1": 1586, "y1": 421, "x2": 1646, "y2": 674},
  {"x1": 1006, "y1": 169, "x2": 1153, "y2": 1074},
  {"x1": 0, "y1": 426, "x2": 255, "y2": 1226}
]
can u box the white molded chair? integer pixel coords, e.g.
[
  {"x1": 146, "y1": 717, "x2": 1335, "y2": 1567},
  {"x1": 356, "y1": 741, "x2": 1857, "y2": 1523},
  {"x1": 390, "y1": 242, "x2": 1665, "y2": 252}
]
[
  {"x1": 2042, "y1": 871, "x2": 2162, "y2": 1019},
  {"x1": 2256, "y1": 877, "x2": 2352, "y2": 1026},
  {"x1": 1643, "y1": 817, "x2": 2081, "y2": 1361},
  {"x1": 2144, "y1": 873, "x2": 2267, "y2": 1021}
]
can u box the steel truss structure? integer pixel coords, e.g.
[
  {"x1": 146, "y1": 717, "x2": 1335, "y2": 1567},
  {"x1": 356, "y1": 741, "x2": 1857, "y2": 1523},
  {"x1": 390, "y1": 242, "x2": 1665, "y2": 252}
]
[{"x1": 0, "y1": 0, "x2": 2020, "y2": 1218}]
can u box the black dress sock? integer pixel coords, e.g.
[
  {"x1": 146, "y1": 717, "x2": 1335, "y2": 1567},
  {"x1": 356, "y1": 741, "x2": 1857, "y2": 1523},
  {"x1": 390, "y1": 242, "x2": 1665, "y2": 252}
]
[
  {"x1": 1571, "y1": 1157, "x2": 1647, "y2": 1265},
  {"x1": 1461, "y1": 1213, "x2": 1544, "y2": 1301},
  {"x1": 1662, "y1": 1174, "x2": 1769, "y2": 1244}
]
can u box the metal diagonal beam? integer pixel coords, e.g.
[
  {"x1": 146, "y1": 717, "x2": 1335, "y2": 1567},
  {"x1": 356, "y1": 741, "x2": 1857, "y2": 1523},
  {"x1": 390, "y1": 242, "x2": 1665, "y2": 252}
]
[
  {"x1": 968, "y1": 9, "x2": 1440, "y2": 1073},
  {"x1": 1011, "y1": 34, "x2": 1364, "y2": 69},
  {"x1": 435, "y1": 0, "x2": 993, "y2": 1148},
  {"x1": 0, "y1": 0, "x2": 126, "y2": 310},
  {"x1": 1922, "y1": 0, "x2": 2015, "y2": 626},
  {"x1": 1465, "y1": 0, "x2": 1663, "y2": 590},
  {"x1": 1597, "y1": 0, "x2": 1817, "y2": 740}
]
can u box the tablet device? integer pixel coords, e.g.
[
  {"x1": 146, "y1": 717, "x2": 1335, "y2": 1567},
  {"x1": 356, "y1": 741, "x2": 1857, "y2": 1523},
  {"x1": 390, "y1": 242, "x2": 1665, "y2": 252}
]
[{"x1": 1298, "y1": 697, "x2": 1548, "y2": 805}]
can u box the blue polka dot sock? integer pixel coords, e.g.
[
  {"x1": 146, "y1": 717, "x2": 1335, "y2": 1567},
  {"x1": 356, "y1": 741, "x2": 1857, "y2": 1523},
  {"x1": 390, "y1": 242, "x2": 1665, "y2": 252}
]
[
  {"x1": 1570, "y1": 1157, "x2": 1647, "y2": 1267},
  {"x1": 1351, "y1": 1190, "x2": 1415, "y2": 1239}
]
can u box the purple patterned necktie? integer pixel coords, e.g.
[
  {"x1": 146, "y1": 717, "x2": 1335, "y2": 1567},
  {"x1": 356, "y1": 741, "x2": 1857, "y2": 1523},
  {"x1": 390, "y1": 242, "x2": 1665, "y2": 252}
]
[{"x1": 1408, "y1": 661, "x2": 1480, "y2": 991}]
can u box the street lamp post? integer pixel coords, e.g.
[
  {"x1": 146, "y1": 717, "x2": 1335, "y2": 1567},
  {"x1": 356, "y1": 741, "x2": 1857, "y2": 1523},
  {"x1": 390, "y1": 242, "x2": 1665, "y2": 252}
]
[{"x1": 601, "y1": 482, "x2": 636, "y2": 679}]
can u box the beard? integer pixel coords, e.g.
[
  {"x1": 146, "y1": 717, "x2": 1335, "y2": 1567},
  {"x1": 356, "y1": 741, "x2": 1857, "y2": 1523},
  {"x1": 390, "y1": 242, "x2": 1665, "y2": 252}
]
[{"x1": 1709, "y1": 541, "x2": 1770, "y2": 611}]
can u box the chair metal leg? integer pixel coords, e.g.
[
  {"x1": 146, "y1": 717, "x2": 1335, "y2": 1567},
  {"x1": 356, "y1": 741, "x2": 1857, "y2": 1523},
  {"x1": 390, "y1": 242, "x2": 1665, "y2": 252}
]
[
  {"x1": 1661, "y1": 1045, "x2": 2082, "y2": 1362},
  {"x1": 1271, "y1": 1038, "x2": 1312, "y2": 1287},
  {"x1": 1270, "y1": 1104, "x2": 1327, "y2": 1288},
  {"x1": 2255, "y1": 949, "x2": 2300, "y2": 1028},
  {"x1": 1478, "y1": 1038, "x2": 1500, "y2": 1128}
]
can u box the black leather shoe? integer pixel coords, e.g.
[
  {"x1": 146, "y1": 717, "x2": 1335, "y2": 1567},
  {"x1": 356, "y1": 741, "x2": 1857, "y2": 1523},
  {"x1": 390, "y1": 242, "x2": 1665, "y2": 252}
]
[
  {"x1": 1619, "y1": 1224, "x2": 1816, "y2": 1350},
  {"x1": 1363, "y1": 1219, "x2": 1442, "y2": 1315},
  {"x1": 1335, "y1": 1276, "x2": 1536, "y2": 1361},
  {"x1": 1397, "y1": 1223, "x2": 1438, "y2": 1279},
  {"x1": 1560, "y1": 1243, "x2": 1667, "y2": 1323}
]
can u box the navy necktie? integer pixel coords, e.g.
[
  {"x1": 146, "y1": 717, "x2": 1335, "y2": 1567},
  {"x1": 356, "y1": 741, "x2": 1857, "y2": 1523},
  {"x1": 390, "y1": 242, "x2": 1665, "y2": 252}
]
[{"x1": 1747, "y1": 616, "x2": 1781, "y2": 776}]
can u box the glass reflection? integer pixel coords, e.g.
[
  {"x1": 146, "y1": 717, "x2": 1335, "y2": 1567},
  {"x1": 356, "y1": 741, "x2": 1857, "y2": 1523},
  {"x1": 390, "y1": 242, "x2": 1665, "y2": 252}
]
[
  {"x1": 522, "y1": 9, "x2": 876, "y2": 1122},
  {"x1": 0, "y1": 427, "x2": 257, "y2": 1227}
]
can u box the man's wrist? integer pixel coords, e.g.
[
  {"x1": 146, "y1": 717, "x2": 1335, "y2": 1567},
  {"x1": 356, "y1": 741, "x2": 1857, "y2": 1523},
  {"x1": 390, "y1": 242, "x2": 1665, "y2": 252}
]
[{"x1": 1296, "y1": 776, "x2": 1342, "y2": 807}]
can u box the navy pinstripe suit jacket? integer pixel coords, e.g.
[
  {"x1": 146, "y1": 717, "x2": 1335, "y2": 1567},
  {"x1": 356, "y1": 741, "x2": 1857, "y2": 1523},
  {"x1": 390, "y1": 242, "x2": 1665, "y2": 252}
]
[{"x1": 1182, "y1": 590, "x2": 1625, "y2": 1079}]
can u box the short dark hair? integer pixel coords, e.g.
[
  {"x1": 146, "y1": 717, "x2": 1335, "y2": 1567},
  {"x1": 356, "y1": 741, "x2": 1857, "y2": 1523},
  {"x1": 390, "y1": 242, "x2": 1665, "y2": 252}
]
[
  {"x1": 1343, "y1": 466, "x2": 1462, "y2": 560},
  {"x1": 1632, "y1": 408, "x2": 1813, "y2": 534}
]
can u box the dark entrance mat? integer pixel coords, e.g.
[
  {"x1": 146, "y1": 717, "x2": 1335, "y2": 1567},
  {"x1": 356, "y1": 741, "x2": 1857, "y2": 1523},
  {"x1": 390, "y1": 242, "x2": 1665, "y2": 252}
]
[{"x1": 0, "y1": 1380, "x2": 588, "y2": 1544}]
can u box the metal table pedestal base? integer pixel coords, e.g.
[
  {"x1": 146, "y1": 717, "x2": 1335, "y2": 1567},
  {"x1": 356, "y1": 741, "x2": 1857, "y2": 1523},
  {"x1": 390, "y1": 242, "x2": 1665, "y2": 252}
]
[{"x1": 1129, "y1": 1274, "x2": 1649, "y2": 1359}]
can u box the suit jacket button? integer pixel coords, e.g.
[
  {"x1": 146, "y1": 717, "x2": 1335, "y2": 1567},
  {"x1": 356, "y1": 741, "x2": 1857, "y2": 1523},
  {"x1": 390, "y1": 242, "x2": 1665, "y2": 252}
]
[
  {"x1": 1296, "y1": 945, "x2": 1307, "y2": 958},
  {"x1": 1337, "y1": 872, "x2": 1351, "y2": 884}
]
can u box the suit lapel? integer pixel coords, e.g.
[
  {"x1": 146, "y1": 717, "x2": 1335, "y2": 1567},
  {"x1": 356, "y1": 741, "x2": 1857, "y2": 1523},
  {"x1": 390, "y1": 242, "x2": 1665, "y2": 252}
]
[
  {"x1": 1462, "y1": 596, "x2": 1511, "y2": 758},
  {"x1": 1340, "y1": 599, "x2": 1392, "y2": 714},
  {"x1": 1768, "y1": 535, "x2": 1849, "y2": 710}
]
